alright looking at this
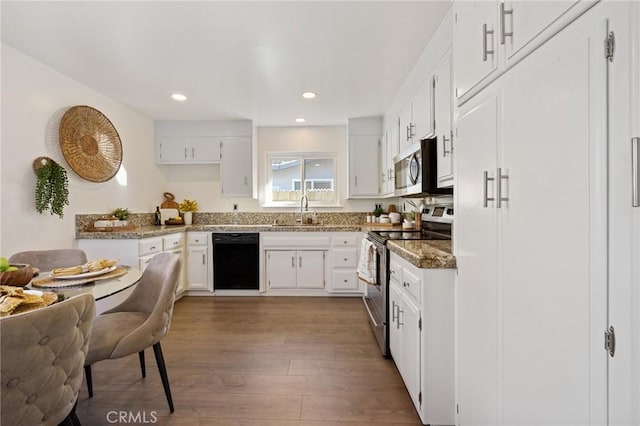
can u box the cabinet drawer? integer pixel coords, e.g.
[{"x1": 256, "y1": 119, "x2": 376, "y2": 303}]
[
  {"x1": 389, "y1": 256, "x2": 403, "y2": 285},
  {"x1": 402, "y1": 267, "x2": 421, "y2": 303},
  {"x1": 331, "y1": 236, "x2": 358, "y2": 247},
  {"x1": 139, "y1": 238, "x2": 162, "y2": 256},
  {"x1": 332, "y1": 270, "x2": 359, "y2": 291},
  {"x1": 163, "y1": 233, "x2": 184, "y2": 250},
  {"x1": 332, "y1": 248, "x2": 358, "y2": 268},
  {"x1": 187, "y1": 233, "x2": 208, "y2": 246}
]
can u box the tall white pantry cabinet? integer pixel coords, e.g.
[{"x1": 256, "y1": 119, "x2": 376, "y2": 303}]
[{"x1": 454, "y1": 1, "x2": 638, "y2": 425}]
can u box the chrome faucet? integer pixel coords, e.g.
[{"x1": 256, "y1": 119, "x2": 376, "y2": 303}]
[{"x1": 299, "y1": 194, "x2": 309, "y2": 224}]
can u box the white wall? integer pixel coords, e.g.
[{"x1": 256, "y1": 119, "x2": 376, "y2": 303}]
[
  {"x1": 0, "y1": 45, "x2": 164, "y2": 253},
  {"x1": 0, "y1": 46, "x2": 387, "y2": 256}
]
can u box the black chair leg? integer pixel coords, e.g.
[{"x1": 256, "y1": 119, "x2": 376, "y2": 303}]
[
  {"x1": 58, "y1": 400, "x2": 81, "y2": 426},
  {"x1": 139, "y1": 350, "x2": 146, "y2": 378},
  {"x1": 84, "y1": 365, "x2": 93, "y2": 398},
  {"x1": 152, "y1": 342, "x2": 174, "y2": 413}
]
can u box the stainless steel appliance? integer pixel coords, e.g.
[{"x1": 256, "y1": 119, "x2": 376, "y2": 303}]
[
  {"x1": 363, "y1": 205, "x2": 453, "y2": 356},
  {"x1": 212, "y1": 233, "x2": 259, "y2": 290},
  {"x1": 394, "y1": 139, "x2": 453, "y2": 197}
]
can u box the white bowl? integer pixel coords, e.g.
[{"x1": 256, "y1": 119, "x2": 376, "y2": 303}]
[
  {"x1": 380, "y1": 218, "x2": 391, "y2": 223},
  {"x1": 388, "y1": 212, "x2": 401, "y2": 224}
]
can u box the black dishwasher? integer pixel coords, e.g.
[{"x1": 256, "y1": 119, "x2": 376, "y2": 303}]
[{"x1": 212, "y1": 233, "x2": 259, "y2": 290}]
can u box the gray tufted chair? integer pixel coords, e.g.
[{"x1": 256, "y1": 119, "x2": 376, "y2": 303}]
[
  {"x1": 9, "y1": 249, "x2": 88, "y2": 272},
  {"x1": 84, "y1": 252, "x2": 181, "y2": 413},
  {"x1": 0, "y1": 293, "x2": 95, "y2": 426}
]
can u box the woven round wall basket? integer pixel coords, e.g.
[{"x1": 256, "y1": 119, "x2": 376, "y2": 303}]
[{"x1": 59, "y1": 105, "x2": 123, "y2": 182}]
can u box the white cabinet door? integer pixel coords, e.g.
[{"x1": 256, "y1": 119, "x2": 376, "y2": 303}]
[
  {"x1": 504, "y1": 0, "x2": 582, "y2": 62},
  {"x1": 454, "y1": 1, "x2": 499, "y2": 100},
  {"x1": 389, "y1": 281, "x2": 403, "y2": 368},
  {"x1": 187, "y1": 246, "x2": 208, "y2": 291},
  {"x1": 499, "y1": 15, "x2": 608, "y2": 424},
  {"x1": 349, "y1": 135, "x2": 380, "y2": 197},
  {"x1": 401, "y1": 294, "x2": 421, "y2": 411},
  {"x1": 399, "y1": 101, "x2": 413, "y2": 151},
  {"x1": 157, "y1": 137, "x2": 190, "y2": 163},
  {"x1": 456, "y1": 94, "x2": 500, "y2": 426},
  {"x1": 266, "y1": 251, "x2": 297, "y2": 289},
  {"x1": 220, "y1": 136, "x2": 252, "y2": 198},
  {"x1": 190, "y1": 137, "x2": 221, "y2": 163},
  {"x1": 433, "y1": 51, "x2": 453, "y2": 187},
  {"x1": 296, "y1": 251, "x2": 324, "y2": 289},
  {"x1": 412, "y1": 77, "x2": 434, "y2": 141}
]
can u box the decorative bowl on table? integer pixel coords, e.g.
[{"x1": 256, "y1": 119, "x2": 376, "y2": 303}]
[{"x1": 0, "y1": 264, "x2": 34, "y2": 287}]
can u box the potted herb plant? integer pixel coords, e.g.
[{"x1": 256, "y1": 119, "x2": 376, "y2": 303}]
[
  {"x1": 34, "y1": 157, "x2": 69, "y2": 219},
  {"x1": 178, "y1": 199, "x2": 198, "y2": 225},
  {"x1": 111, "y1": 207, "x2": 130, "y2": 227}
]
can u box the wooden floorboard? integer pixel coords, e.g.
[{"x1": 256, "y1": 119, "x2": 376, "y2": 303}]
[{"x1": 76, "y1": 296, "x2": 422, "y2": 425}]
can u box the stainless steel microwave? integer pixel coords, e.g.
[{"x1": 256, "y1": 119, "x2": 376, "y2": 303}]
[{"x1": 393, "y1": 139, "x2": 452, "y2": 197}]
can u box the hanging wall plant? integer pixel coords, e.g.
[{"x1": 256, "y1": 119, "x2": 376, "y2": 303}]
[{"x1": 33, "y1": 157, "x2": 69, "y2": 219}]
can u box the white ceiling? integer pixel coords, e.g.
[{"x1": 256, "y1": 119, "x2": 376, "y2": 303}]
[{"x1": 1, "y1": 1, "x2": 450, "y2": 126}]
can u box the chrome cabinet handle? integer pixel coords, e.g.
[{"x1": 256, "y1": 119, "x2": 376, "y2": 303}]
[
  {"x1": 244, "y1": 176, "x2": 248, "y2": 186},
  {"x1": 291, "y1": 257, "x2": 295, "y2": 268},
  {"x1": 497, "y1": 167, "x2": 509, "y2": 208},
  {"x1": 354, "y1": 176, "x2": 358, "y2": 186},
  {"x1": 381, "y1": 171, "x2": 386, "y2": 183},
  {"x1": 442, "y1": 135, "x2": 451, "y2": 157},
  {"x1": 410, "y1": 123, "x2": 416, "y2": 138},
  {"x1": 184, "y1": 148, "x2": 188, "y2": 159},
  {"x1": 192, "y1": 147, "x2": 195, "y2": 158},
  {"x1": 633, "y1": 137, "x2": 639, "y2": 207},
  {"x1": 391, "y1": 301, "x2": 397, "y2": 323},
  {"x1": 500, "y1": 2, "x2": 513, "y2": 45},
  {"x1": 483, "y1": 171, "x2": 495, "y2": 208},
  {"x1": 389, "y1": 168, "x2": 394, "y2": 181},
  {"x1": 483, "y1": 23, "x2": 495, "y2": 62},
  {"x1": 406, "y1": 125, "x2": 411, "y2": 141},
  {"x1": 202, "y1": 253, "x2": 205, "y2": 265},
  {"x1": 299, "y1": 256, "x2": 302, "y2": 268},
  {"x1": 397, "y1": 307, "x2": 404, "y2": 329}
]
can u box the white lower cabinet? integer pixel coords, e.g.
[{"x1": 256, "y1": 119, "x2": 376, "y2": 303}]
[
  {"x1": 186, "y1": 232, "x2": 210, "y2": 291},
  {"x1": 327, "y1": 235, "x2": 363, "y2": 293},
  {"x1": 266, "y1": 250, "x2": 324, "y2": 289},
  {"x1": 388, "y1": 252, "x2": 454, "y2": 425}
]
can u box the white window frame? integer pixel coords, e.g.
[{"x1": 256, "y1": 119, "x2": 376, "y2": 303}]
[{"x1": 264, "y1": 151, "x2": 339, "y2": 207}]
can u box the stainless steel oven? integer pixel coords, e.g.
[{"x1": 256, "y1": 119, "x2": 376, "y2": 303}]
[{"x1": 363, "y1": 204, "x2": 453, "y2": 357}]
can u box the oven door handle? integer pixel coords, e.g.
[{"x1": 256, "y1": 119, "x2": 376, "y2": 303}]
[{"x1": 363, "y1": 297, "x2": 382, "y2": 328}]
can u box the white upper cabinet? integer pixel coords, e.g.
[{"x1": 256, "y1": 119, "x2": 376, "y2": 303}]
[
  {"x1": 155, "y1": 119, "x2": 252, "y2": 165},
  {"x1": 454, "y1": 0, "x2": 596, "y2": 104},
  {"x1": 220, "y1": 136, "x2": 252, "y2": 198},
  {"x1": 398, "y1": 78, "x2": 434, "y2": 152},
  {"x1": 454, "y1": 1, "x2": 500, "y2": 102},
  {"x1": 433, "y1": 50, "x2": 453, "y2": 187},
  {"x1": 157, "y1": 136, "x2": 220, "y2": 164},
  {"x1": 348, "y1": 117, "x2": 382, "y2": 198}
]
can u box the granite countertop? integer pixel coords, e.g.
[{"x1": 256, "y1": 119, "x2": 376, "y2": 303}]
[
  {"x1": 387, "y1": 240, "x2": 456, "y2": 269},
  {"x1": 76, "y1": 224, "x2": 364, "y2": 239}
]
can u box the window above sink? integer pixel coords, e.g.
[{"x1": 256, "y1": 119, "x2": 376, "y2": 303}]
[{"x1": 265, "y1": 152, "x2": 338, "y2": 207}]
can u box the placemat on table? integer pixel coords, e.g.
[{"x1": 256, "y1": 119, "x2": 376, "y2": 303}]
[{"x1": 31, "y1": 266, "x2": 128, "y2": 288}]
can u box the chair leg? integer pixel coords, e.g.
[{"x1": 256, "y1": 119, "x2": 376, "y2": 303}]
[
  {"x1": 152, "y1": 342, "x2": 174, "y2": 413},
  {"x1": 84, "y1": 365, "x2": 93, "y2": 398},
  {"x1": 139, "y1": 350, "x2": 146, "y2": 378}
]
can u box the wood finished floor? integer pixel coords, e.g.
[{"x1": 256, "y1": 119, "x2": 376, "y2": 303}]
[{"x1": 76, "y1": 296, "x2": 422, "y2": 425}]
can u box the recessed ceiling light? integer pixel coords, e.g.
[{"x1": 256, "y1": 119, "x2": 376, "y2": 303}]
[
  {"x1": 171, "y1": 93, "x2": 187, "y2": 102},
  {"x1": 302, "y1": 91, "x2": 316, "y2": 99},
  {"x1": 295, "y1": 118, "x2": 306, "y2": 123}
]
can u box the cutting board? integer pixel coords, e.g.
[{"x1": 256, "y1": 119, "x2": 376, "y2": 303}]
[{"x1": 160, "y1": 192, "x2": 179, "y2": 209}]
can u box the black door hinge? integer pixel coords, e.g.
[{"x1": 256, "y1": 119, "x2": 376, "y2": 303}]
[{"x1": 604, "y1": 325, "x2": 616, "y2": 357}]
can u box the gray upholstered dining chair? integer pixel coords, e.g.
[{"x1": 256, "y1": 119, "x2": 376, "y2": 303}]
[
  {"x1": 1, "y1": 293, "x2": 95, "y2": 426},
  {"x1": 84, "y1": 252, "x2": 181, "y2": 413},
  {"x1": 9, "y1": 249, "x2": 88, "y2": 272}
]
